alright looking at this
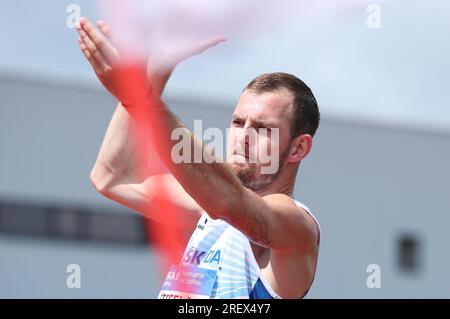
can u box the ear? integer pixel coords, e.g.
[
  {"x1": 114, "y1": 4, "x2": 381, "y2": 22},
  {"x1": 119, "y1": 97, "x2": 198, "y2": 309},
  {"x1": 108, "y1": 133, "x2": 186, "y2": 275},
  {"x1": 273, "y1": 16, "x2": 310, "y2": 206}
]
[{"x1": 286, "y1": 134, "x2": 313, "y2": 163}]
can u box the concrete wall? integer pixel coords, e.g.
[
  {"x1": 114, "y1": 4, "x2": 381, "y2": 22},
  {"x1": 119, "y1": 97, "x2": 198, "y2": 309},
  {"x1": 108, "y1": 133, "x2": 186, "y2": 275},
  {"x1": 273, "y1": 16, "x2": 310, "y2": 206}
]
[{"x1": 1, "y1": 75, "x2": 449, "y2": 298}]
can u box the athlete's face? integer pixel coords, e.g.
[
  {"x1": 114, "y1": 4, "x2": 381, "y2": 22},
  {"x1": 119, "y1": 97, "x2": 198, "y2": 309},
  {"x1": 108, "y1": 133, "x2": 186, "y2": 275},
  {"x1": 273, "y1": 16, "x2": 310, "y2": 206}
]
[{"x1": 227, "y1": 89, "x2": 294, "y2": 191}]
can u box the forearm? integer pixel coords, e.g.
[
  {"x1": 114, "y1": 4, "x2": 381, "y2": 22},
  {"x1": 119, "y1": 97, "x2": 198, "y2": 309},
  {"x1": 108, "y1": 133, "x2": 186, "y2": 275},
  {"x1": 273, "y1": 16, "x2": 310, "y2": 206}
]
[
  {"x1": 90, "y1": 103, "x2": 148, "y2": 190},
  {"x1": 91, "y1": 66, "x2": 174, "y2": 190},
  {"x1": 126, "y1": 94, "x2": 243, "y2": 219}
]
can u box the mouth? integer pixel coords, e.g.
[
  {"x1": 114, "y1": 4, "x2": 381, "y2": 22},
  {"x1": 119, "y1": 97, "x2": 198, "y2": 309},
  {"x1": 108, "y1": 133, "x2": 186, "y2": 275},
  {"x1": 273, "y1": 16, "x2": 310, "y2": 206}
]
[
  {"x1": 233, "y1": 150, "x2": 250, "y2": 159},
  {"x1": 230, "y1": 153, "x2": 253, "y2": 165}
]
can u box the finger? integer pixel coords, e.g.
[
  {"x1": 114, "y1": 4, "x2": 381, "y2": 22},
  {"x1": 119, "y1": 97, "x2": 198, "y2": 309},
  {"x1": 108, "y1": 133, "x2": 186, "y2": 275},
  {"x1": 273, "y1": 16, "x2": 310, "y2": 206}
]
[
  {"x1": 77, "y1": 25, "x2": 108, "y2": 71},
  {"x1": 97, "y1": 20, "x2": 119, "y2": 53},
  {"x1": 96, "y1": 20, "x2": 112, "y2": 41},
  {"x1": 189, "y1": 36, "x2": 227, "y2": 56},
  {"x1": 78, "y1": 36, "x2": 101, "y2": 71},
  {"x1": 76, "y1": 17, "x2": 104, "y2": 67},
  {"x1": 80, "y1": 17, "x2": 119, "y2": 65}
]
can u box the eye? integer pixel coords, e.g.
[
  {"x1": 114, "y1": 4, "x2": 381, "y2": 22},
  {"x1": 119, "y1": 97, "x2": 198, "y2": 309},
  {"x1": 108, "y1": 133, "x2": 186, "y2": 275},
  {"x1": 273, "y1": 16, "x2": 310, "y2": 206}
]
[
  {"x1": 233, "y1": 120, "x2": 244, "y2": 127},
  {"x1": 257, "y1": 126, "x2": 271, "y2": 133}
]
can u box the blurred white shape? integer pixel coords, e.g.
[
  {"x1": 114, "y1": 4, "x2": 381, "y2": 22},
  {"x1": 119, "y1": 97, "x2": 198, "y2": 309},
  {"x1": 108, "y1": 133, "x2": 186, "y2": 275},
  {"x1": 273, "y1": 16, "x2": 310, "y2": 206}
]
[{"x1": 97, "y1": 0, "x2": 364, "y2": 65}]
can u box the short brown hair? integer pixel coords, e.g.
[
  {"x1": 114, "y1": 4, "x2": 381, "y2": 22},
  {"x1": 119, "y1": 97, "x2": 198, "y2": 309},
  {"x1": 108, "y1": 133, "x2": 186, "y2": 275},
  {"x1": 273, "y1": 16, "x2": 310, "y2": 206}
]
[{"x1": 244, "y1": 72, "x2": 320, "y2": 138}]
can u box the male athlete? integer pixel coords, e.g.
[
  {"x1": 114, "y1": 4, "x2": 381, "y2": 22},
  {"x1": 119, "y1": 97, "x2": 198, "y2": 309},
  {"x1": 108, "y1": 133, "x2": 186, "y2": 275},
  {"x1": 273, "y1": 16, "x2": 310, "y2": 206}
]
[{"x1": 77, "y1": 17, "x2": 320, "y2": 299}]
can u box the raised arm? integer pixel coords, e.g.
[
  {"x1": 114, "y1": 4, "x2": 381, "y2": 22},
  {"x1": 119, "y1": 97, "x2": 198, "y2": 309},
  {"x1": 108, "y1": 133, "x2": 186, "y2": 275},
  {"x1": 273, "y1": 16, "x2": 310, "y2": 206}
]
[{"x1": 77, "y1": 18, "x2": 224, "y2": 231}]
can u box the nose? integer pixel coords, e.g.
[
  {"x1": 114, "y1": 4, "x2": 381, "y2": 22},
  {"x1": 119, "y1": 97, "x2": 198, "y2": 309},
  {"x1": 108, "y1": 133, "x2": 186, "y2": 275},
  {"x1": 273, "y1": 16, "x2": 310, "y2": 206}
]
[{"x1": 236, "y1": 126, "x2": 257, "y2": 158}]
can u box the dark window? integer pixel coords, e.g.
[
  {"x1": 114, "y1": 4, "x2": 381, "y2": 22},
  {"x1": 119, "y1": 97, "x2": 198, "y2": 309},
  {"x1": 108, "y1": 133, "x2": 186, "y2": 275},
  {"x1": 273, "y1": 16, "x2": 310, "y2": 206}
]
[{"x1": 398, "y1": 233, "x2": 421, "y2": 273}]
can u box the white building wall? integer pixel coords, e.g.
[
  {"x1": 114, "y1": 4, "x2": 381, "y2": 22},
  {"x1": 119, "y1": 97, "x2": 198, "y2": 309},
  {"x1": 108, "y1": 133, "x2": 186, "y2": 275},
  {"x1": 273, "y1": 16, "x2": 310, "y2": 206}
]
[{"x1": 1, "y1": 76, "x2": 449, "y2": 298}]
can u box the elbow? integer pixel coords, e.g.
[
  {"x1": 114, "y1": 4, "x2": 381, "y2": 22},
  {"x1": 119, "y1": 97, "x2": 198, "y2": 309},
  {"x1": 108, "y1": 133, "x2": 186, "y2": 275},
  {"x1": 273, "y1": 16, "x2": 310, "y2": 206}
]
[{"x1": 89, "y1": 167, "x2": 112, "y2": 195}]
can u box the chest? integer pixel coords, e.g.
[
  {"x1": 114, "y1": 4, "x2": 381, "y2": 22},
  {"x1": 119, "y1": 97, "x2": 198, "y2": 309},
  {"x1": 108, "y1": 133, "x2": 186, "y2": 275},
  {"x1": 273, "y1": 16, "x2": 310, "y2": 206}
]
[{"x1": 186, "y1": 216, "x2": 269, "y2": 272}]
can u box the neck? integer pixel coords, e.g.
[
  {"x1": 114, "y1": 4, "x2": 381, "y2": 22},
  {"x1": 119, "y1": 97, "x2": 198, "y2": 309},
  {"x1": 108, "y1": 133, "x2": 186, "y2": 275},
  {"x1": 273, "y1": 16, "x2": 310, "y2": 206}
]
[{"x1": 256, "y1": 176, "x2": 295, "y2": 198}]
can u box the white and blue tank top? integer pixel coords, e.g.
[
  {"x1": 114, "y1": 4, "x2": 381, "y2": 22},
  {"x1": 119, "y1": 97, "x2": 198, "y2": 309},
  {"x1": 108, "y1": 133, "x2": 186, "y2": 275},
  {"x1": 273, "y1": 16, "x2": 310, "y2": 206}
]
[{"x1": 158, "y1": 199, "x2": 320, "y2": 299}]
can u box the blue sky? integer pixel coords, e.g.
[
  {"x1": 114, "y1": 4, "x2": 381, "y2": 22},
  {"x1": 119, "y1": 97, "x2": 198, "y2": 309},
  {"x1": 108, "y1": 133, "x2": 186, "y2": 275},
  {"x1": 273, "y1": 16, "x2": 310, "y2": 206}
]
[{"x1": 1, "y1": 0, "x2": 449, "y2": 133}]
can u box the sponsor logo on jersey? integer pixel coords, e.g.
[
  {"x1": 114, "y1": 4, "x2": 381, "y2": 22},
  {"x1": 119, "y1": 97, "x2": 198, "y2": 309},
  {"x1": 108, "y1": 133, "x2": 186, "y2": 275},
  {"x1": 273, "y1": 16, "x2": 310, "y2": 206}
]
[{"x1": 182, "y1": 247, "x2": 221, "y2": 265}]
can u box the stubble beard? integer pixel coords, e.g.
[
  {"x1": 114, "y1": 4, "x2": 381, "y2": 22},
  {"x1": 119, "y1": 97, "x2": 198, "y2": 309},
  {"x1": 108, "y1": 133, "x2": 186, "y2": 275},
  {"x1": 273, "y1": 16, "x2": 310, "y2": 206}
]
[{"x1": 229, "y1": 146, "x2": 290, "y2": 192}]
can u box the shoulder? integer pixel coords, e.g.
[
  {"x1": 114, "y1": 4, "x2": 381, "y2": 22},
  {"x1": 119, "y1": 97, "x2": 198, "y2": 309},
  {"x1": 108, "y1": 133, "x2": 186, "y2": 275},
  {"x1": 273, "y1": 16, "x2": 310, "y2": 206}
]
[{"x1": 262, "y1": 193, "x2": 320, "y2": 252}]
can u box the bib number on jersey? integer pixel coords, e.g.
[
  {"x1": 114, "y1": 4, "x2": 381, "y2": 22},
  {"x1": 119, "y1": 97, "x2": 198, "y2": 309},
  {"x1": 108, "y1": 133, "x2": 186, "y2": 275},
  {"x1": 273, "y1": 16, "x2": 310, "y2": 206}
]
[{"x1": 158, "y1": 264, "x2": 217, "y2": 299}]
